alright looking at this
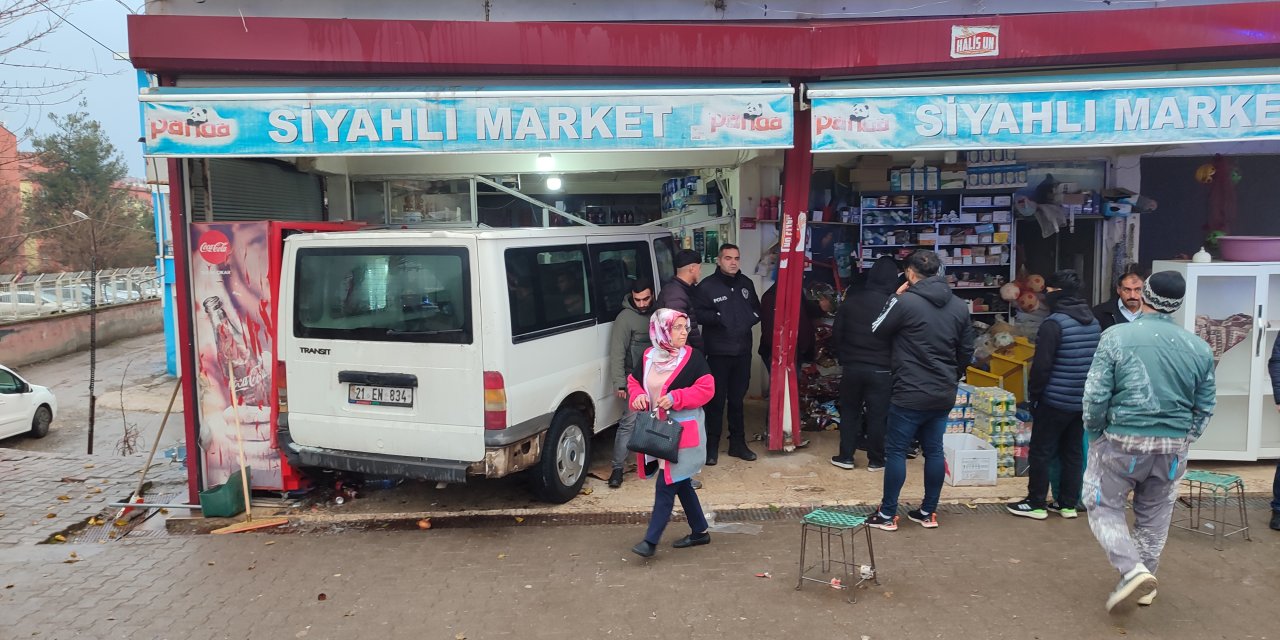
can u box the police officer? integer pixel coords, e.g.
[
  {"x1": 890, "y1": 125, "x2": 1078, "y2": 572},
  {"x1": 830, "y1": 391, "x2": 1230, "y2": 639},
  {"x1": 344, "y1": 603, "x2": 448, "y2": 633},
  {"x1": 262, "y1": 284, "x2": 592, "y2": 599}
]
[{"x1": 694, "y1": 243, "x2": 761, "y2": 464}]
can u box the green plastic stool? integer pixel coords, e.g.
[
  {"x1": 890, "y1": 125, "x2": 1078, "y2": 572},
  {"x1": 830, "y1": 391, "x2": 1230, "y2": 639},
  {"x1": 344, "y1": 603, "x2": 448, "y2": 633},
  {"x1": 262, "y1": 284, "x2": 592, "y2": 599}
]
[
  {"x1": 1172, "y1": 469, "x2": 1251, "y2": 550},
  {"x1": 796, "y1": 509, "x2": 879, "y2": 603}
]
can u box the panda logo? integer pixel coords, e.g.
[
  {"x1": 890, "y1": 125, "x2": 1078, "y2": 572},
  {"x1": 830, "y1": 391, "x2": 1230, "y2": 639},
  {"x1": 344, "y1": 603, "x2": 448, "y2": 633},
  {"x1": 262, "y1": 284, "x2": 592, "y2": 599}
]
[
  {"x1": 186, "y1": 107, "x2": 211, "y2": 127},
  {"x1": 849, "y1": 104, "x2": 871, "y2": 122},
  {"x1": 743, "y1": 102, "x2": 764, "y2": 121}
]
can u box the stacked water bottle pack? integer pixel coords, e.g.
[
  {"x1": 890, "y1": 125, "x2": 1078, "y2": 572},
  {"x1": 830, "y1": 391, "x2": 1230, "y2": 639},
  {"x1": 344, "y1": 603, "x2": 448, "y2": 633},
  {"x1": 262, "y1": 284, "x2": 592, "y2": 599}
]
[{"x1": 970, "y1": 386, "x2": 1020, "y2": 478}]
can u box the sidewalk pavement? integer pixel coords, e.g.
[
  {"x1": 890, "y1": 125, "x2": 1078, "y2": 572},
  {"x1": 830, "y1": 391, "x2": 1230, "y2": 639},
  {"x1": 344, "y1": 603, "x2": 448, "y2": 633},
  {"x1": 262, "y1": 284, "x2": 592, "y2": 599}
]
[
  {"x1": 1, "y1": 499, "x2": 1276, "y2": 639},
  {"x1": 0, "y1": 448, "x2": 186, "y2": 548}
]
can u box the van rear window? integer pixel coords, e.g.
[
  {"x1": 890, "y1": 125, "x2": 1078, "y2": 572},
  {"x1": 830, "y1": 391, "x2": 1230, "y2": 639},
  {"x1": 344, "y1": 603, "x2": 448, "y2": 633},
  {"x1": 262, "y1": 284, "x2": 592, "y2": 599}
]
[{"x1": 294, "y1": 247, "x2": 471, "y2": 344}]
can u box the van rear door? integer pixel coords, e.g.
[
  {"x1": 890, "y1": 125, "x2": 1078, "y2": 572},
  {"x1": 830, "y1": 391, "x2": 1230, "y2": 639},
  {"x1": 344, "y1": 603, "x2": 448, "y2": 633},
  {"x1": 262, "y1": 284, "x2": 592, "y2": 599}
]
[{"x1": 282, "y1": 239, "x2": 484, "y2": 462}]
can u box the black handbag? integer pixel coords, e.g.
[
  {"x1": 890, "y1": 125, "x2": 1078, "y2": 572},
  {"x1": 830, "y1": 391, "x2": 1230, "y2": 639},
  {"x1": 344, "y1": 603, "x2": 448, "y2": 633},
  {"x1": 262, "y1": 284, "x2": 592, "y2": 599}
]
[{"x1": 626, "y1": 411, "x2": 682, "y2": 463}]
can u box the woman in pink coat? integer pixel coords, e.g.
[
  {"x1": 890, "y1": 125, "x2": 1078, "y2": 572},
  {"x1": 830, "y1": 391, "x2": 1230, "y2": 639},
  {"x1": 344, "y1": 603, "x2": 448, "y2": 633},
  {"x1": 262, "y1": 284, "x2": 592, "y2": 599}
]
[{"x1": 628, "y1": 308, "x2": 716, "y2": 558}]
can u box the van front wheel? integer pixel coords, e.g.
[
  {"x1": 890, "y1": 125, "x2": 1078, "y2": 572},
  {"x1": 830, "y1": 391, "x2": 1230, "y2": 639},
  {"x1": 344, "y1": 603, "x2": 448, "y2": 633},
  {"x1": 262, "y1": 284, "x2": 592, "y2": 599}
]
[{"x1": 532, "y1": 408, "x2": 591, "y2": 503}]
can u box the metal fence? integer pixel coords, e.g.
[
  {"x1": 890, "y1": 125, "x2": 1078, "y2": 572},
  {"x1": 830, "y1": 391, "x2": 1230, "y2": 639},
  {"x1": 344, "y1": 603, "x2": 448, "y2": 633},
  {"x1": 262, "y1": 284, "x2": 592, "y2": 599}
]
[{"x1": 0, "y1": 267, "x2": 161, "y2": 323}]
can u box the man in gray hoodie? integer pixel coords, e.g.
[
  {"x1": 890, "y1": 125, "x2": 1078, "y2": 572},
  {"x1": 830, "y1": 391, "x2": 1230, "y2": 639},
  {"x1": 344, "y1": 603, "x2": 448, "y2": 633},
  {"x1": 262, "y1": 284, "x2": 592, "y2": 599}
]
[{"x1": 607, "y1": 278, "x2": 655, "y2": 488}]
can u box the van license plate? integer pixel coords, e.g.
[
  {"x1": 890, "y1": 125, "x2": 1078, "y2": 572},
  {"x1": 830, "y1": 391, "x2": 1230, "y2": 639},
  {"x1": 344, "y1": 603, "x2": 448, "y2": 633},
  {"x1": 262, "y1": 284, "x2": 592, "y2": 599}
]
[{"x1": 348, "y1": 385, "x2": 414, "y2": 407}]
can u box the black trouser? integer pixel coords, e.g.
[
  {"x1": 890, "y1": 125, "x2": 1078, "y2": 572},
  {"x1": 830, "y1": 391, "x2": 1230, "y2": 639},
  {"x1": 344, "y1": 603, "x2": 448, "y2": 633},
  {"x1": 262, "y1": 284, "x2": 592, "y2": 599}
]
[
  {"x1": 1027, "y1": 403, "x2": 1085, "y2": 509},
  {"x1": 837, "y1": 364, "x2": 891, "y2": 466},
  {"x1": 644, "y1": 478, "x2": 708, "y2": 544},
  {"x1": 706, "y1": 352, "x2": 752, "y2": 453}
]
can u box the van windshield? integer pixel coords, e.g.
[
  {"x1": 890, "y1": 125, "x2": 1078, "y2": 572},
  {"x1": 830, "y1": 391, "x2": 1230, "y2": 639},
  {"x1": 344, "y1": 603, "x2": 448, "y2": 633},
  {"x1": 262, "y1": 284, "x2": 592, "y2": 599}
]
[{"x1": 294, "y1": 246, "x2": 471, "y2": 344}]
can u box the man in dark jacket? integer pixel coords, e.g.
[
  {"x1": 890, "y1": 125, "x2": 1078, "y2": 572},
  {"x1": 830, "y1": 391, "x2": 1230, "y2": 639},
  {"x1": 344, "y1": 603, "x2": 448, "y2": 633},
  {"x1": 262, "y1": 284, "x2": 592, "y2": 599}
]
[
  {"x1": 830, "y1": 256, "x2": 899, "y2": 472},
  {"x1": 1007, "y1": 270, "x2": 1101, "y2": 520},
  {"x1": 865, "y1": 250, "x2": 975, "y2": 531},
  {"x1": 606, "y1": 279, "x2": 654, "y2": 488},
  {"x1": 694, "y1": 243, "x2": 762, "y2": 463},
  {"x1": 1092, "y1": 271, "x2": 1144, "y2": 330},
  {"x1": 654, "y1": 249, "x2": 703, "y2": 350},
  {"x1": 1266, "y1": 330, "x2": 1280, "y2": 531}
]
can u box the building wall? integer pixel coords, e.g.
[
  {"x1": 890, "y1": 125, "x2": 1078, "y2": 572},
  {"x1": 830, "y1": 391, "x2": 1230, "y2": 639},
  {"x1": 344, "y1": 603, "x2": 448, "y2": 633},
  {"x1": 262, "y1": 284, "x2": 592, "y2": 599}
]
[
  {"x1": 143, "y1": 0, "x2": 1273, "y2": 21},
  {"x1": 0, "y1": 126, "x2": 19, "y2": 268},
  {"x1": 0, "y1": 300, "x2": 164, "y2": 368}
]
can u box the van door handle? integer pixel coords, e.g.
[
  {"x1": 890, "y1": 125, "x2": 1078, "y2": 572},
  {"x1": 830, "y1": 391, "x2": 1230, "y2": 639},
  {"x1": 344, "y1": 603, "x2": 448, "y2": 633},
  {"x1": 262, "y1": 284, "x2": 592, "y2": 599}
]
[{"x1": 338, "y1": 371, "x2": 419, "y2": 388}]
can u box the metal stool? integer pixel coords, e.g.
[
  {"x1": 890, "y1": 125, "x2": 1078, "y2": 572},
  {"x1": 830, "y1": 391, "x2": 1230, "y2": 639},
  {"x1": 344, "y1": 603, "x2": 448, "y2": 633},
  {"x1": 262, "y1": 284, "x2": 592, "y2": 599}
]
[
  {"x1": 796, "y1": 509, "x2": 879, "y2": 603},
  {"x1": 1172, "y1": 469, "x2": 1251, "y2": 550}
]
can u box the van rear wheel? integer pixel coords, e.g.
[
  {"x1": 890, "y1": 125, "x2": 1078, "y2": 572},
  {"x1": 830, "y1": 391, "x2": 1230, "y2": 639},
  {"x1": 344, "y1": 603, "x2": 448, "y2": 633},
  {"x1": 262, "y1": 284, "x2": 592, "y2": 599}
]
[{"x1": 532, "y1": 408, "x2": 591, "y2": 503}]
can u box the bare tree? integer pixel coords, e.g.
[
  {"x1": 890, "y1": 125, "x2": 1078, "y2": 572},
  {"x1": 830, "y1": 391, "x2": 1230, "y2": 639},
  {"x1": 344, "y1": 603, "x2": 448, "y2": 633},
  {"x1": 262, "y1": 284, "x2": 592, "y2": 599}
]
[{"x1": 0, "y1": 0, "x2": 101, "y2": 114}]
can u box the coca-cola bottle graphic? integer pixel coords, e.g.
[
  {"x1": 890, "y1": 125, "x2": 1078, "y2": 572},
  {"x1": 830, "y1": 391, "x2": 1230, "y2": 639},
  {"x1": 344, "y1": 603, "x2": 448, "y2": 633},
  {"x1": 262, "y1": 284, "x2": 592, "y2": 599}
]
[{"x1": 203, "y1": 296, "x2": 269, "y2": 407}]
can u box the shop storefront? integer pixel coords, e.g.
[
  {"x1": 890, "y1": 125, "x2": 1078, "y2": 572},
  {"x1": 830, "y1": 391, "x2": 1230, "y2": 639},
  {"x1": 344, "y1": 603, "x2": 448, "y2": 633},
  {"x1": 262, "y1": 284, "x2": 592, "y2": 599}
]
[
  {"x1": 802, "y1": 68, "x2": 1280, "y2": 462},
  {"x1": 126, "y1": 3, "x2": 1280, "y2": 500}
]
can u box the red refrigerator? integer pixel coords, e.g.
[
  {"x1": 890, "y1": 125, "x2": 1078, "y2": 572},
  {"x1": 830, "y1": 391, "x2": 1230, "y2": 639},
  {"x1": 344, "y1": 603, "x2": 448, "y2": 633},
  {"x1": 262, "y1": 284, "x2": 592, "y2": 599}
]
[{"x1": 187, "y1": 220, "x2": 362, "y2": 491}]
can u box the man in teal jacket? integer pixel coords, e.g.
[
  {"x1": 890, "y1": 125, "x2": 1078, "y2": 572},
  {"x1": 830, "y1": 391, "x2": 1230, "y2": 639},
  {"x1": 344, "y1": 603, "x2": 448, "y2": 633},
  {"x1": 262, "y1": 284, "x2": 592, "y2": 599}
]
[{"x1": 1081, "y1": 271, "x2": 1215, "y2": 613}]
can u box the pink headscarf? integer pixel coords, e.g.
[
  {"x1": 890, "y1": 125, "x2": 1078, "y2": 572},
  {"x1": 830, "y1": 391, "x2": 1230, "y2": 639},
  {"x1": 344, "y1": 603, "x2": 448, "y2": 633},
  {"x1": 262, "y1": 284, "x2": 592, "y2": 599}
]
[{"x1": 648, "y1": 308, "x2": 688, "y2": 373}]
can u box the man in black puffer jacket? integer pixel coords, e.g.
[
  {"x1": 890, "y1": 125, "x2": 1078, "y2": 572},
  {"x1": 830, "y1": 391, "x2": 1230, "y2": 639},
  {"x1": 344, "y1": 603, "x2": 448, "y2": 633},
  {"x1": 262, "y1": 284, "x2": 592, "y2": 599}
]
[
  {"x1": 865, "y1": 250, "x2": 975, "y2": 532},
  {"x1": 1009, "y1": 269, "x2": 1101, "y2": 520},
  {"x1": 830, "y1": 256, "x2": 900, "y2": 472},
  {"x1": 694, "y1": 243, "x2": 761, "y2": 463}
]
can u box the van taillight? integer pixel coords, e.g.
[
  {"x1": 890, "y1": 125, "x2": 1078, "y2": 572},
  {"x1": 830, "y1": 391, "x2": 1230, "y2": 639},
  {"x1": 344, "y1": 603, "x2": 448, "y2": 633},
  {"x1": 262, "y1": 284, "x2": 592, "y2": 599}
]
[
  {"x1": 483, "y1": 371, "x2": 507, "y2": 430},
  {"x1": 276, "y1": 361, "x2": 288, "y2": 413}
]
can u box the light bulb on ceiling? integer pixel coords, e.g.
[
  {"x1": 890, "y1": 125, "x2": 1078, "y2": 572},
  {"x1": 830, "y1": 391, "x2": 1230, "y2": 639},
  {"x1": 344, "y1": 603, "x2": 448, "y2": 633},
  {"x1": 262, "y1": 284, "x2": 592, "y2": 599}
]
[
  {"x1": 546, "y1": 176, "x2": 563, "y2": 191},
  {"x1": 535, "y1": 153, "x2": 555, "y2": 172}
]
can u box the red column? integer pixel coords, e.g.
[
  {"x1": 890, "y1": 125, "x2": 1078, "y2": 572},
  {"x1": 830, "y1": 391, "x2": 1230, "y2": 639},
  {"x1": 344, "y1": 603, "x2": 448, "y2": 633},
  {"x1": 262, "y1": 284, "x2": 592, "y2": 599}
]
[
  {"x1": 768, "y1": 107, "x2": 812, "y2": 450},
  {"x1": 167, "y1": 157, "x2": 202, "y2": 503}
]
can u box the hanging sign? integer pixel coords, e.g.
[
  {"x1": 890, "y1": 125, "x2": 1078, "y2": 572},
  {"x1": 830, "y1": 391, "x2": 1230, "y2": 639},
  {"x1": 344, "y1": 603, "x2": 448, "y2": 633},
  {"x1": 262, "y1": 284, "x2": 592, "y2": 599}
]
[
  {"x1": 951, "y1": 25, "x2": 1000, "y2": 59},
  {"x1": 140, "y1": 86, "x2": 794, "y2": 156},
  {"x1": 809, "y1": 73, "x2": 1280, "y2": 151}
]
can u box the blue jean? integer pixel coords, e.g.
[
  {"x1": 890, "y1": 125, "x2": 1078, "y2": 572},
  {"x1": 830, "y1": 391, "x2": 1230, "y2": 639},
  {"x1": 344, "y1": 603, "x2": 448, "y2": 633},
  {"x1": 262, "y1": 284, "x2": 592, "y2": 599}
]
[
  {"x1": 880, "y1": 403, "x2": 949, "y2": 517},
  {"x1": 1272, "y1": 460, "x2": 1280, "y2": 513},
  {"x1": 644, "y1": 478, "x2": 709, "y2": 545}
]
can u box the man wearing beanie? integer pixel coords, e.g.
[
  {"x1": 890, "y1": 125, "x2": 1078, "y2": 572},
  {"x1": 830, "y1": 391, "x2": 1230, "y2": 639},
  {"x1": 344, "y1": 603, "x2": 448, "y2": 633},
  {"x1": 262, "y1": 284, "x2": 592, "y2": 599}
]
[
  {"x1": 654, "y1": 249, "x2": 704, "y2": 350},
  {"x1": 1008, "y1": 270, "x2": 1100, "y2": 521},
  {"x1": 1081, "y1": 270, "x2": 1216, "y2": 613}
]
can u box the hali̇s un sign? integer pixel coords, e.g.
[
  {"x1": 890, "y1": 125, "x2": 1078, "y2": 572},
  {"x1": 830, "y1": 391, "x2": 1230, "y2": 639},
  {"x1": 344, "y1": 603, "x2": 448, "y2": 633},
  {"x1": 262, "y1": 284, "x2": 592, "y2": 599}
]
[{"x1": 951, "y1": 25, "x2": 1000, "y2": 59}]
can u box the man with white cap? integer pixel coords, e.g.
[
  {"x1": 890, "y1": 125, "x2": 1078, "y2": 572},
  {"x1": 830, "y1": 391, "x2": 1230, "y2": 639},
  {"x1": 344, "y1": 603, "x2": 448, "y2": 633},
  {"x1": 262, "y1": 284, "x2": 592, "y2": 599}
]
[{"x1": 1081, "y1": 270, "x2": 1216, "y2": 613}]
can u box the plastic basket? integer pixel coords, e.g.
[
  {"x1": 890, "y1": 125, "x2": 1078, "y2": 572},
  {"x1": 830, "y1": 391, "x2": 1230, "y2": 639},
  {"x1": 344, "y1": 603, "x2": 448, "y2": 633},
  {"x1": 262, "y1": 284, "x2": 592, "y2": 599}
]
[{"x1": 199, "y1": 468, "x2": 250, "y2": 518}]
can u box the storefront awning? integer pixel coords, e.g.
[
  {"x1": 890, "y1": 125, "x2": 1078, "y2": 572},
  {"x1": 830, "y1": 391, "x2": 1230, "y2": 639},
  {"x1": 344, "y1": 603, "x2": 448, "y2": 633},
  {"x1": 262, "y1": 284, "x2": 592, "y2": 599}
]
[
  {"x1": 140, "y1": 84, "x2": 794, "y2": 157},
  {"x1": 808, "y1": 69, "x2": 1280, "y2": 152}
]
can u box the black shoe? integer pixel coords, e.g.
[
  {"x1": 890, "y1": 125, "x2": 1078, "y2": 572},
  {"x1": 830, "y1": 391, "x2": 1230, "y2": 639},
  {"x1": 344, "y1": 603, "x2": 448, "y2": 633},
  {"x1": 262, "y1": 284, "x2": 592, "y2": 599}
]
[
  {"x1": 631, "y1": 541, "x2": 656, "y2": 558},
  {"x1": 829, "y1": 456, "x2": 855, "y2": 470},
  {"x1": 608, "y1": 468, "x2": 624, "y2": 488},
  {"x1": 1271, "y1": 510, "x2": 1280, "y2": 531},
  {"x1": 705, "y1": 453, "x2": 718, "y2": 466},
  {"x1": 727, "y1": 446, "x2": 757, "y2": 461},
  {"x1": 905, "y1": 446, "x2": 920, "y2": 460},
  {"x1": 672, "y1": 532, "x2": 711, "y2": 548}
]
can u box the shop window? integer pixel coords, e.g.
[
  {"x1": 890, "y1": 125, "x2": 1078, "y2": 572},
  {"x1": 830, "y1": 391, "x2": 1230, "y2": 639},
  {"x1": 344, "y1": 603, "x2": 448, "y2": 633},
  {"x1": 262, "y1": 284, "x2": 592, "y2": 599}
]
[
  {"x1": 389, "y1": 179, "x2": 471, "y2": 224},
  {"x1": 590, "y1": 241, "x2": 654, "y2": 323},
  {"x1": 352, "y1": 181, "x2": 388, "y2": 224},
  {"x1": 505, "y1": 245, "x2": 594, "y2": 340}
]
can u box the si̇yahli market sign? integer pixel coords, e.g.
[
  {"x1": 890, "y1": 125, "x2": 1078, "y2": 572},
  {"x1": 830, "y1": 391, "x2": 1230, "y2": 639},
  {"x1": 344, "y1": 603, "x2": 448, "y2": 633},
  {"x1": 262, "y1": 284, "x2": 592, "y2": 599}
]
[
  {"x1": 140, "y1": 87, "x2": 794, "y2": 156},
  {"x1": 809, "y1": 73, "x2": 1280, "y2": 151}
]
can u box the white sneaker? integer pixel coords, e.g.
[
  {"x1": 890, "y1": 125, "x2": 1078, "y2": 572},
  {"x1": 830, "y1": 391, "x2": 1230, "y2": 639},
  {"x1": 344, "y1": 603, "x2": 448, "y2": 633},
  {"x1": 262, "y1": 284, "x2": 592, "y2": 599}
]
[
  {"x1": 1106, "y1": 564, "x2": 1158, "y2": 613},
  {"x1": 1137, "y1": 589, "x2": 1157, "y2": 606}
]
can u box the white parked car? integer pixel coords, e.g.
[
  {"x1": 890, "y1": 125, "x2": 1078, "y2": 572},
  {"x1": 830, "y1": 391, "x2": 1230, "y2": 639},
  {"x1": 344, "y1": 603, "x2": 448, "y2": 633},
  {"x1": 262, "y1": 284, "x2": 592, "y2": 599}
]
[{"x1": 0, "y1": 364, "x2": 57, "y2": 439}]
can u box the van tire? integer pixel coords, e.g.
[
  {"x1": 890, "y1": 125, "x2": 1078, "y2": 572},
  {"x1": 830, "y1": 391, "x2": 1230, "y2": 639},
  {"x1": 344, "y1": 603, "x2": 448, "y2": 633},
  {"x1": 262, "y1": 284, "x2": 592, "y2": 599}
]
[{"x1": 532, "y1": 408, "x2": 591, "y2": 503}]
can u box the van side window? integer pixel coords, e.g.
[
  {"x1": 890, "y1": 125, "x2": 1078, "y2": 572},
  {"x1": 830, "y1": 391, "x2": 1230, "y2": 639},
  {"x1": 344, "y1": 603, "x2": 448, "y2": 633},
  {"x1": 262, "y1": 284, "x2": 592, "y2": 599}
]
[
  {"x1": 654, "y1": 235, "x2": 676, "y2": 284},
  {"x1": 590, "y1": 242, "x2": 654, "y2": 323},
  {"x1": 505, "y1": 245, "x2": 594, "y2": 340}
]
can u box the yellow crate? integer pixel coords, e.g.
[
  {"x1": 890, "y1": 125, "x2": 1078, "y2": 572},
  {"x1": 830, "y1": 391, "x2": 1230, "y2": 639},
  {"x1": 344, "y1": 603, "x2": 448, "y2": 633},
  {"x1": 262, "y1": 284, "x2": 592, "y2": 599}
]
[
  {"x1": 966, "y1": 353, "x2": 1027, "y2": 404},
  {"x1": 997, "y1": 337, "x2": 1035, "y2": 365}
]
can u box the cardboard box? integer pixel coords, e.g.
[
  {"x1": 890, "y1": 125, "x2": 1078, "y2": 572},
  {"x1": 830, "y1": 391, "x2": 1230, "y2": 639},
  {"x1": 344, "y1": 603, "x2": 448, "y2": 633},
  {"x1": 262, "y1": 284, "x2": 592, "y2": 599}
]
[
  {"x1": 944, "y1": 433, "x2": 998, "y2": 486},
  {"x1": 963, "y1": 196, "x2": 993, "y2": 207},
  {"x1": 993, "y1": 232, "x2": 1009, "y2": 243},
  {"x1": 993, "y1": 195, "x2": 1012, "y2": 206}
]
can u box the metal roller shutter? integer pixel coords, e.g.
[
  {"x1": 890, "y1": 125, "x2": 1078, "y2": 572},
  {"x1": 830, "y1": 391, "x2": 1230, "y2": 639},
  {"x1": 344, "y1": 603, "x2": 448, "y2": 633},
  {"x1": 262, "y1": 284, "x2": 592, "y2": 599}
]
[{"x1": 200, "y1": 159, "x2": 325, "y2": 222}]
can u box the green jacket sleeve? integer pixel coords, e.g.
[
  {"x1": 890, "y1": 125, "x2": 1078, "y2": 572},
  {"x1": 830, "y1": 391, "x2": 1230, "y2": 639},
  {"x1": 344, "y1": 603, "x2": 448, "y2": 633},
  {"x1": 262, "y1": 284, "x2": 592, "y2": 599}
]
[
  {"x1": 1082, "y1": 330, "x2": 1116, "y2": 437},
  {"x1": 608, "y1": 315, "x2": 630, "y2": 391},
  {"x1": 1189, "y1": 343, "x2": 1217, "y2": 442}
]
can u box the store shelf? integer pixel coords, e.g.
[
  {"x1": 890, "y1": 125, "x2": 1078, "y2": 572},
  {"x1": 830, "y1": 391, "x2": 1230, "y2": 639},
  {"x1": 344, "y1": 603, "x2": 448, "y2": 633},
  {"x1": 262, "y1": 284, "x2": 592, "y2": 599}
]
[
  {"x1": 862, "y1": 244, "x2": 925, "y2": 248},
  {"x1": 810, "y1": 221, "x2": 861, "y2": 226},
  {"x1": 937, "y1": 243, "x2": 1010, "y2": 247},
  {"x1": 860, "y1": 222, "x2": 942, "y2": 227},
  {"x1": 861, "y1": 206, "x2": 915, "y2": 211}
]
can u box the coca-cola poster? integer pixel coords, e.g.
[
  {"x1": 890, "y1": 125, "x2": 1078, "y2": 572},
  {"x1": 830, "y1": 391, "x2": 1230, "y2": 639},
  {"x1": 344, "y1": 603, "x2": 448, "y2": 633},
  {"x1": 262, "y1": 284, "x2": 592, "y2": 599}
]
[{"x1": 189, "y1": 222, "x2": 280, "y2": 489}]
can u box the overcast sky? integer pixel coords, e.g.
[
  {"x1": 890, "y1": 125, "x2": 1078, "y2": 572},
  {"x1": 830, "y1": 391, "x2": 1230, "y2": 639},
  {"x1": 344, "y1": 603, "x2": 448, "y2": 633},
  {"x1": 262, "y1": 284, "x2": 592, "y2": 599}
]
[{"x1": 5, "y1": 1, "x2": 144, "y2": 177}]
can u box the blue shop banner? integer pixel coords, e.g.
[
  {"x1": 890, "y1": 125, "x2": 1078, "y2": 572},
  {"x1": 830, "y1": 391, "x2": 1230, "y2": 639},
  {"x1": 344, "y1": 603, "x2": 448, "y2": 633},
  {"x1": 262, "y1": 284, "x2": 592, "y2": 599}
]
[
  {"x1": 141, "y1": 86, "x2": 794, "y2": 156},
  {"x1": 809, "y1": 71, "x2": 1280, "y2": 151}
]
